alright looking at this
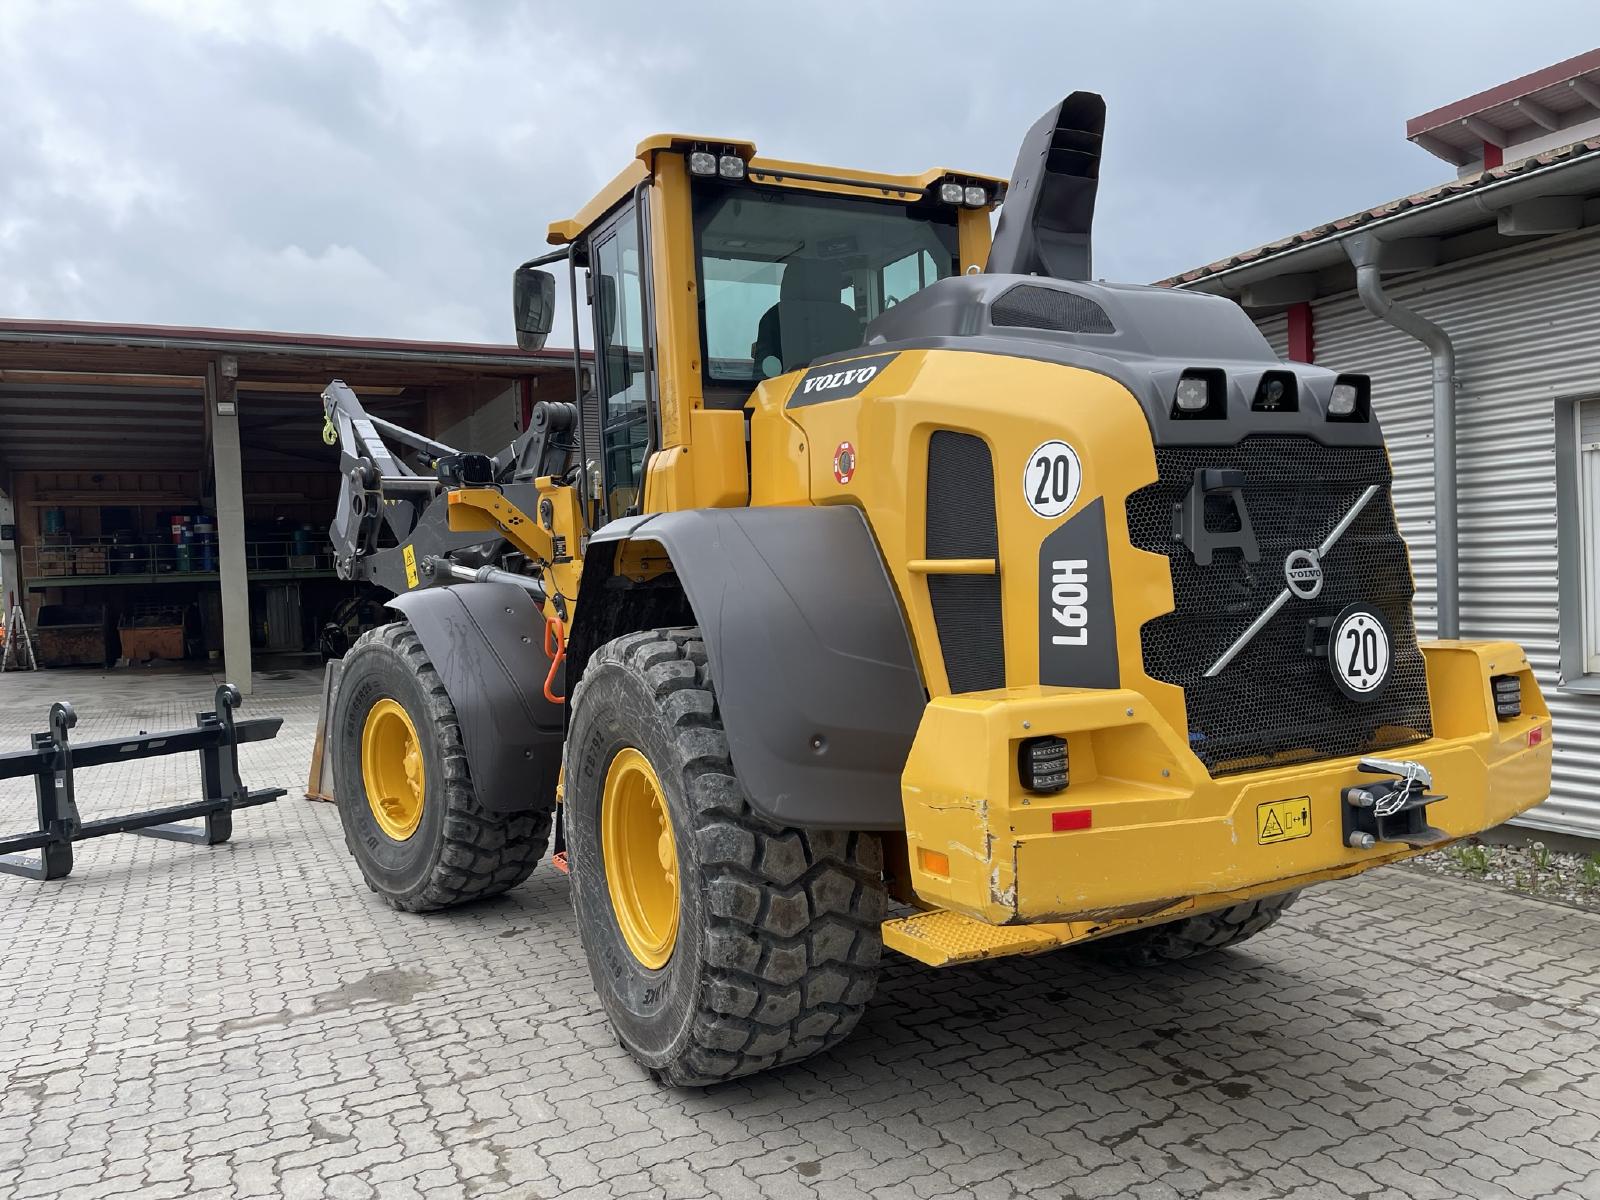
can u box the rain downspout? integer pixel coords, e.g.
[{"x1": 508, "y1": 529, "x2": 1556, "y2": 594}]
[{"x1": 1344, "y1": 232, "x2": 1460, "y2": 640}]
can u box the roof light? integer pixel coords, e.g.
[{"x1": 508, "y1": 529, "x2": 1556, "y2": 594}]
[
  {"x1": 718, "y1": 154, "x2": 745, "y2": 180},
  {"x1": 939, "y1": 181, "x2": 965, "y2": 205},
  {"x1": 688, "y1": 151, "x2": 717, "y2": 176},
  {"x1": 963, "y1": 185, "x2": 989, "y2": 208}
]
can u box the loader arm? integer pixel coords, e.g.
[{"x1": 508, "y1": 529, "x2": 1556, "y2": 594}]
[{"x1": 319, "y1": 378, "x2": 583, "y2": 602}]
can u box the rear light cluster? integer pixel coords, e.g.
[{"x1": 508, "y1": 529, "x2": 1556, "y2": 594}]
[
  {"x1": 1491, "y1": 674, "x2": 1522, "y2": 720},
  {"x1": 1019, "y1": 735, "x2": 1068, "y2": 793}
]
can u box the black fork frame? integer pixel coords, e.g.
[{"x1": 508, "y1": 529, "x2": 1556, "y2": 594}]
[{"x1": 0, "y1": 683, "x2": 285, "y2": 882}]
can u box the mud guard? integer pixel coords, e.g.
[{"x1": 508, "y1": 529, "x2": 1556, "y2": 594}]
[
  {"x1": 386, "y1": 582, "x2": 563, "y2": 813},
  {"x1": 568, "y1": 507, "x2": 927, "y2": 830}
]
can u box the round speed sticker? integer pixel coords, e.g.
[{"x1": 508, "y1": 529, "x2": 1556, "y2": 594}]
[
  {"x1": 1023, "y1": 440, "x2": 1083, "y2": 519},
  {"x1": 1329, "y1": 604, "x2": 1391, "y2": 700}
]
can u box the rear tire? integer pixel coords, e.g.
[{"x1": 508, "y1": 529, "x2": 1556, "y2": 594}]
[
  {"x1": 333, "y1": 621, "x2": 551, "y2": 912},
  {"x1": 1084, "y1": 891, "x2": 1301, "y2": 967},
  {"x1": 566, "y1": 627, "x2": 886, "y2": 1087}
]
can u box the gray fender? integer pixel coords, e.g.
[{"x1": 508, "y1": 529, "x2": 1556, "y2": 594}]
[
  {"x1": 386, "y1": 582, "x2": 563, "y2": 813},
  {"x1": 569, "y1": 507, "x2": 927, "y2": 830}
]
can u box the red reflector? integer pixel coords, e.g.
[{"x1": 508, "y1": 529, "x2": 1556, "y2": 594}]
[
  {"x1": 1528, "y1": 727, "x2": 1545, "y2": 747},
  {"x1": 1051, "y1": 809, "x2": 1092, "y2": 832}
]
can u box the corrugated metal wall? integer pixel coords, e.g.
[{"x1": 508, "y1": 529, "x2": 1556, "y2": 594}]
[
  {"x1": 1258, "y1": 312, "x2": 1289, "y2": 360},
  {"x1": 1254, "y1": 228, "x2": 1600, "y2": 838}
]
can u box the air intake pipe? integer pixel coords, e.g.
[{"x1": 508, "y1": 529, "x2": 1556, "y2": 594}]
[
  {"x1": 986, "y1": 92, "x2": 1105, "y2": 280},
  {"x1": 1344, "y1": 232, "x2": 1459, "y2": 639}
]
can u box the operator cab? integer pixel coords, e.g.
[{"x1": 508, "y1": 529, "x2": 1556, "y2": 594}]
[{"x1": 523, "y1": 135, "x2": 1003, "y2": 522}]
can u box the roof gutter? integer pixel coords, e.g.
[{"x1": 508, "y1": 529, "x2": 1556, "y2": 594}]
[{"x1": 1345, "y1": 232, "x2": 1459, "y2": 639}]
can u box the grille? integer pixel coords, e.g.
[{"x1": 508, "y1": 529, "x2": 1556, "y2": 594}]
[
  {"x1": 990, "y1": 285, "x2": 1115, "y2": 334},
  {"x1": 1126, "y1": 436, "x2": 1431, "y2": 775},
  {"x1": 926, "y1": 431, "x2": 1004, "y2": 693}
]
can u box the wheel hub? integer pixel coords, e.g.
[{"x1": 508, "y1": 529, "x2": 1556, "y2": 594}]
[
  {"x1": 361, "y1": 698, "x2": 426, "y2": 841},
  {"x1": 601, "y1": 747, "x2": 679, "y2": 968}
]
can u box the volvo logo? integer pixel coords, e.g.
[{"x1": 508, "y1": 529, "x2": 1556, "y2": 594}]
[{"x1": 1284, "y1": 548, "x2": 1324, "y2": 600}]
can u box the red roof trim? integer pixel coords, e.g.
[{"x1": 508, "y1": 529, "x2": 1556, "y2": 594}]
[
  {"x1": 1406, "y1": 48, "x2": 1600, "y2": 138},
  {"x1": 0, "y1": 317, "x2": 585, "y2": 362}
]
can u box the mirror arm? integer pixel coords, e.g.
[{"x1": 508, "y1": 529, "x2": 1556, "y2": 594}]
[{"x1": 566, "y1": 244, "x2": 592, "y2": 532}]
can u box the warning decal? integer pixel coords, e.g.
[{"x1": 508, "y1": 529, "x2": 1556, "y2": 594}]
[{"x1": 1256, "y1": 796, "x2": 1312, "y2": 845}]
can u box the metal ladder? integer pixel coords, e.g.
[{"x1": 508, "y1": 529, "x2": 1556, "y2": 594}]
[{"x1": 1, "y1": 603, "x2": 37, "y2": 671}]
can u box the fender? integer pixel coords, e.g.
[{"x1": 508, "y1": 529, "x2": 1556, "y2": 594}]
[
  {"x1": 386, "y1": 582, "x2": 563, "y2": 813},
  {"x1": 568, "y1": 506, "x2": 927, "y2": 830}
]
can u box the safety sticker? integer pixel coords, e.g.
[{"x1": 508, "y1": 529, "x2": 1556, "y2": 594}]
[
  {"x1": 833, "y1": 441, "x2": 857, "y2": 485},
  {"x1": 402, "y1": 544, "x2": 419, "y2": 589},
  {"x1": 1257, "y1": 796, "x2": 1312, "y2": 845}
]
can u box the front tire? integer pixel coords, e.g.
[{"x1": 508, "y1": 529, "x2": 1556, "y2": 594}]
[
  {"x1": 332, "y1": 621, "x2": 551, "y2": 912},
  {"x1": 566, "y1": 627, "x2": 886, "y2": 1087}
]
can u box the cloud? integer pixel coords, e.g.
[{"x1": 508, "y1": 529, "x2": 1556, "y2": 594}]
[{"x1": 1, "y1": 0, "x2": 1596, "y2": 341}]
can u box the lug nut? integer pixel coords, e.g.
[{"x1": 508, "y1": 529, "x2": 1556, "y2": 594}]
[{"x1": 1348, "y1": 831, "x2": 1376, "y2": 850}]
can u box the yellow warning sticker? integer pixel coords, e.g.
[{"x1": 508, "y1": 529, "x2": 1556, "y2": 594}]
[
  {"x1": 1257, "y1": 796, "x2": 1312, "y2": 845},
  {"x1": 402, "y1": 544, "x2": 419, "y2": 589}
]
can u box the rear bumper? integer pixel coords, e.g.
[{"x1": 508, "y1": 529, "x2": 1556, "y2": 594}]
[{"x1": 901, "y1": 640, "x2": 1552, "y2": 925}]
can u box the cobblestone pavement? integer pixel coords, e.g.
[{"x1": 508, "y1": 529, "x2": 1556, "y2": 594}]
[{"x1": 1, "y1": 666, "x2": 1598, "y2": 1199}]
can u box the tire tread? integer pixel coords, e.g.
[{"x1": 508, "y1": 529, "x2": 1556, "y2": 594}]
[{"x1": 570, "y1": 626, "x2": 884, "y2": 1087}]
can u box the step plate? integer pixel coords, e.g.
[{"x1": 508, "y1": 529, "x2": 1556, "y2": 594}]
[{"x1": 882, "y1": 910, "x2": 1064, "y2": 967}]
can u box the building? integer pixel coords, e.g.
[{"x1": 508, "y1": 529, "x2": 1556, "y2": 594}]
[
  {"x1": 1163, "y1": 49, "x2": 1600, "y2": 839},
  {"x1": 0, "y1": 319, "x2": 579, "y2": 690}
]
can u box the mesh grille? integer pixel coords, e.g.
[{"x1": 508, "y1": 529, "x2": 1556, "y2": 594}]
[
  {"x1": 926, "y1": 431, "x2": 1004, "y2": 693},
  {"x1": 990, "y1": 285, "x2": 1115, "y2": 334},
  {"x1": 1126, "y1": 436, "x2": 1431, "y2": 776}
]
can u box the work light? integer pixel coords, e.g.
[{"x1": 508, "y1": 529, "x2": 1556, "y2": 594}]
[
  {"x1": 1175, "y1": 377, "x2": 1211, "y2": 412},
  {"x1": 939, "y1": 181, "x2": 965, "y2": 204},
  {"x1": 1328, "y1": 374, "x2": 1371, "y2": 421},
  {"x1": 689, "y1": 151, "x2": 718, "y2": 176},
  {"x1": 718, "y1": 154, "x2": 745, "y2": 180},
  {"x1": 963, "y1": 185, "x2": 988, "y2": 208}
]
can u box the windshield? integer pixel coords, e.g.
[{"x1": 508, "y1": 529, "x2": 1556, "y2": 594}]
[{"x1": 692, "y1": 183, "x2": 961, "y2": 390}]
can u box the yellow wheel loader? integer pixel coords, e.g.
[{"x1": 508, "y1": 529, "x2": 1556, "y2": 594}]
[{"x1": 321, "y1": 93, "x2": 1553, "y2": 1086}]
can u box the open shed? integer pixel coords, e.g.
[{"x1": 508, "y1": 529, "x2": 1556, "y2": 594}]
[{"x1": 0, "y1": 319, "x2": 579, "y2": 690}]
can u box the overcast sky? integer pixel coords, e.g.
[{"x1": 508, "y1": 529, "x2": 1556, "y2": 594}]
[{"x1": 2, "y1": 1, "x2": 1597, "y2": 345}]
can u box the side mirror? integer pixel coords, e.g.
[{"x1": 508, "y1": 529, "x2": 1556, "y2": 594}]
[{"x1": 512, "y1": 265, "x2": 557, "y2": 351}]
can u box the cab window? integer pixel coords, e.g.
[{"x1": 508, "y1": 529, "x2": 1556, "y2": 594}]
[{"x1": 692, "y1": 185, "x2": 960, "y2": 391}]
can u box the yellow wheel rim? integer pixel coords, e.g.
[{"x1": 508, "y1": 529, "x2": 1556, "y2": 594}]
[
  {"x1": 601, "y1": 747, "x2": 679, "y2": 969},
  {"x1": 361, "y1": 698, "x2": 426, "y2": 841}
]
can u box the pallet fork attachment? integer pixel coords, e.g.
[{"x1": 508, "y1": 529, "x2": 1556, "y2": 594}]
[{"x1": 0, "y1": 683, "x2": 286, "y2": 882}]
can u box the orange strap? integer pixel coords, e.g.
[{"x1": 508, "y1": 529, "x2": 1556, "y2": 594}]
[{"x1": 543, "y1": 616, "x2": 567, "y2": 704}]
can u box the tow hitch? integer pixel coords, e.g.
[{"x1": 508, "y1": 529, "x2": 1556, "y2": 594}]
[{"x1": 1342, "y1": 756, "x2": 1448, "y2": 849}]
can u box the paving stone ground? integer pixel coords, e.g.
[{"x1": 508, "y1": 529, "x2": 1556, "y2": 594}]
[{"x1": 1, "y1": 664, "x2": 1598, "y2": 1199}]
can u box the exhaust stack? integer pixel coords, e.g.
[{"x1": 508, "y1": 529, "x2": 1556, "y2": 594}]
[{"x1": 986, "y1": 91, "x2": 1106, "y2": 280}]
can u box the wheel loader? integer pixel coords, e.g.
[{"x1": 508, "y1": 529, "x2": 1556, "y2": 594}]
[{"x1": 321, "y1": 92, "x2": 1553, "y2": 1086}]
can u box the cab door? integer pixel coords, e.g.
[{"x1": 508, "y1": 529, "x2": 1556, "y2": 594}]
[{"x1": 586, "y1": 203, "x2": 655, "y2": 523}]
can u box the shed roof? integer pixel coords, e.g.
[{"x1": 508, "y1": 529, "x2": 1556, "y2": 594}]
[{"x1": 1407, "y1": 48, "x2": 1600, "y2": 165}]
